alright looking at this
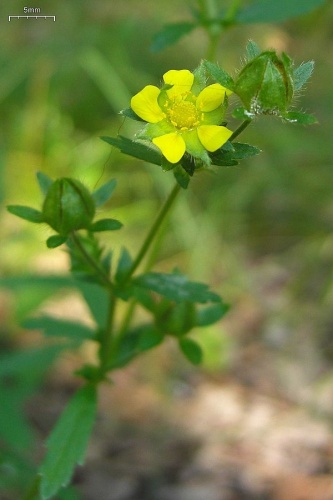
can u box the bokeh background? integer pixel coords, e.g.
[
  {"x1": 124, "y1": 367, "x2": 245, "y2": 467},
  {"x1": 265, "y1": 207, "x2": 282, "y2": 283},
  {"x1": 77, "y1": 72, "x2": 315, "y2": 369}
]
[{"x1": 1, "y1": 1, "x2": 333, "y2": 499}]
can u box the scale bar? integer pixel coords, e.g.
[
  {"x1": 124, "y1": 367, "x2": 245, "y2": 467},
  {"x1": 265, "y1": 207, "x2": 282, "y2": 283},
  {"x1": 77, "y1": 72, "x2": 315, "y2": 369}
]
[{"x1": 8, "y1": 15, "x2": 56, "y2": 21}]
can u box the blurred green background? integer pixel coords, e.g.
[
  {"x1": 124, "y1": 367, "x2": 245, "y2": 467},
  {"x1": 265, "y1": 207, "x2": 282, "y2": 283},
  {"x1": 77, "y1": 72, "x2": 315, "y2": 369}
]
[
  {"x1": 0, "y1": 0, "x2": 333, "y2": 496},
  {"x1": 1, "y1": 0, "x2": 333, "y2": 496}
]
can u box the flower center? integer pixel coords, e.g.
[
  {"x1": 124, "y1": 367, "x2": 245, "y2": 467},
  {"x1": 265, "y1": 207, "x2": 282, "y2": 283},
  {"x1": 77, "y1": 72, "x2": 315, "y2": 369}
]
[{"x1": 166, "y1": 98, "x2": 199, "y2": 130}]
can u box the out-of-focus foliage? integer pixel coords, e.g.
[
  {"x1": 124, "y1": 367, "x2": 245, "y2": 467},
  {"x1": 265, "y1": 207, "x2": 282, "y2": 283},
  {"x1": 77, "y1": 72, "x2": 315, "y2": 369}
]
[{"x1": 0, "y1": 0, "x2": 333, "y2": 498}]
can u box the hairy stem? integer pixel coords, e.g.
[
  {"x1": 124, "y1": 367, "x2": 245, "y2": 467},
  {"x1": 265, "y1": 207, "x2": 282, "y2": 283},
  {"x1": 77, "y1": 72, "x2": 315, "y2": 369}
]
[
  {"x1": 111, "y1": 182, "x2": 182, "y2": 353},
  {"x1": 229, "y1": 119, "x2": 251, "y2": 141},
  {"x1": 70, "y1": 231, "x2": 113, "y2": 290},
  {"x1": 125, "y1": 182, "x2": 181, "y2": 280}
]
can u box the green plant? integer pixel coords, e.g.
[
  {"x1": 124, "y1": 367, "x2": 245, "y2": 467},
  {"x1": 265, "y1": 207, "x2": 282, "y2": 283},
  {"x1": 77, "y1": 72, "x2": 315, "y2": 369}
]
[{"x1": 1, "y1": 0, "x2": 324, "y2": 498}]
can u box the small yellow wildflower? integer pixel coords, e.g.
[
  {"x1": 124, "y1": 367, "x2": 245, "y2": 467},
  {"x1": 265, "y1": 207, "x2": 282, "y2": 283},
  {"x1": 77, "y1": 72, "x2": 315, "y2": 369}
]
[{"x1": 131, "y1": 69, "x2": 233, "y2": 165}]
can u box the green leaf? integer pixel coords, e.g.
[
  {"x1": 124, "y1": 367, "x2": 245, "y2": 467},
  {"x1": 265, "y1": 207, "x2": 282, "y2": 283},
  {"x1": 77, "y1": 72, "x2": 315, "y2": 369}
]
[
  {"x1": 192, "y1": 61, "x2": 207, "y2": 95},
  {"x1": 196, "y1": 302, "x2": 229, "y2": 327},
  {"x1": 119, "y1": 107, "x2": 145, "y2": 122},
  {"x1": 115, "y1": 247, "x2": 133, "y2": 283},
  {"x1": 173, "y1": 165, "x2": 190, "y2": 189},
  {"x1": 0, "y1": 345, "x2": 65, "y2": 378},
  {"x1": 137, "y1": 327, "x2": 164, "y2": 351},
  {"x1": 101, "y1": 136, "x2": 163, "y2": 166},
  {"x1": 237, "y1": 0, "x2": 326, "y2": 23},
  {"x1": 0, "y1": 275, "x2": 76, "y2": 321},
  {"x1": 92, "y1": 179, "x2": 117, "y2": 207},
  {"x1": 293, "y1": 61, "x2": 315, "y2": 91},
  {"x1": 23, "y1": 316, "x2": 95, "y2": 342},
  {"x1": 0, "y1": 381, "x2": 35, "y2": 450},
  {"x1": 108, "y1": 324, "x2": 161, "y2": 369},
  {"x1": 283, "y1": 111, "x2": 318, "y2": 125},
  {"x1": 36, "y1": 172, "x2": 53, "y2": 196},
  {"x1": 39, "y1": 384, "x2": 97, "y2": 500},
  {"x1": 90, "y1": 218, "x2": 123, "y2": 232},
  {"x1": 7, "y1": 205, "x2": 44, "y2": 223},
  {"x1": 46, "y1": 235, "x2": 68, "y2": 248},
  {"x1": 75, "y1": 282, "x2": 109, "y2": 329},
  {"x1": 230, "y1": 142, "x2": 262, "y2": 159},
  {"x1": 0, "y1": 274, "x2": 75, "y2": 291},
  {"x1": 203, "y1": 60, "x2": 235, "y2": 91},
  {"x1": 179, "y1": 338, "x2": 203, "y2": 365},
  {"x1": 210, "y1": 141, "x2": 261, "y2": 166},
  {"x1": 158, "y1": 301, "x2": 196, "y2": 337},
  {"x1": 134, "y1": 272, "x2": 221, "y2": 303},
  {"x1": 245, "y1": 40, "x2": 261, "y2": 60},
  {"x1": 151, "y1": 22, "x2": 196, "y2": 52}
]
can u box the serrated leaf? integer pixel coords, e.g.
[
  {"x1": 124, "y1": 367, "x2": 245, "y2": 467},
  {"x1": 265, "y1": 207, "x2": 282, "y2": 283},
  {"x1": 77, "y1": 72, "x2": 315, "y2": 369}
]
[
  {"x1": 119, "y1": 107, "x2": 145, "y2": 122},
  {"x1": 293, "y1": 61, "x2": 315, "y2": 91},
  {"x1": 39, "y1": 384, "x2": 97, "y2": 500},
  {"x1": 179, "y1": 337, "x2": 203, "y2": 365},
  {"x1": 7, "y1": 205, "x2": 44, "y2": 223},
  {"x1": 46, "y1": 235, "x2": 67, "y2": 248},
  {"x1": 237, "y1": 0, "x2": 326, "y2": 23},
  {"x1": 90, "y1": 218, "x2": 123, "y2": 232},
  {"x1": 92, "y1": 179, "x2": 117, "y2": 207},
  {"x1": 283, "y1": 111, "x2": 318, "y2": 125},
  {"x1": 134, "y1": 272, "x2": 221, "y2": 303},
  {"x1": 203, "y1": 60, "x2": 235, "y2": 91},
  {"x1": 36, "y1": 172, "x2": 53, "y2": 196},
  {"x1": 210, "y1": 141, "x2": 260, "y2": 166},
  {"x1": 231, "y1": 142, "x2": 261, "y2": 159},
  {"x1": 101, "y1": 136, "x2": 163, "y2": 166},
  {"x1": 151, "y1": 22, "x2": 196, "y2": 52},
  {"x1": 23, "y1": 316, "x2": 94, "y2": 342},
  {"x1": 245, "y1": 40, "x2": 261, "y2": 60}
]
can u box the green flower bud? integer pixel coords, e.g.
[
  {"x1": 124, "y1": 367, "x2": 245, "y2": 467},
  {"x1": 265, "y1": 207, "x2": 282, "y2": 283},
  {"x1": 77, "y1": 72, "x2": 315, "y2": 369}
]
[
  {"x1": 234, "y1": 51, "x2": 294, "y2": 116},
  {"x1": 42, "y1": 178, "x2": 95, "y2": 235}
]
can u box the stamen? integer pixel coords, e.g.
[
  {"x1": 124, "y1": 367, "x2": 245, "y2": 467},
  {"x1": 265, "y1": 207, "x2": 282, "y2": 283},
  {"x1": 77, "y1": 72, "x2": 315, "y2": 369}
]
[{"x1": 166, "y1": 93, "x2": 199, "y2": 130}]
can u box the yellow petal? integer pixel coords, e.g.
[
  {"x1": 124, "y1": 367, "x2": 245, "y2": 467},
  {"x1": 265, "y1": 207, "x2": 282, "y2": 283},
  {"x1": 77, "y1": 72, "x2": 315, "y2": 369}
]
[
  {"x1": 163, "y1": 70, "x2": 194, "y2": 98},
  {"x1": 152, "y1": 133, "x2": 186, "y2": 163},
  {"x1": 131, "y1": 85, "x2": 165, "y2": 123},
  {"x1": 196, "y1": 83, "x2": 230, "y2": 112},
  {"x1": 197, "y1": 125, "x2": 233, "y2": 152}
]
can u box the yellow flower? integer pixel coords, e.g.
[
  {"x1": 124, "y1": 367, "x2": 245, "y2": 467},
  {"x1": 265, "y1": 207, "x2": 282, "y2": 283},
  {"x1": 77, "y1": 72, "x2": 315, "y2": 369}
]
[{"x1": 131, "y1": 69, "x2": 233, "y2": 165}]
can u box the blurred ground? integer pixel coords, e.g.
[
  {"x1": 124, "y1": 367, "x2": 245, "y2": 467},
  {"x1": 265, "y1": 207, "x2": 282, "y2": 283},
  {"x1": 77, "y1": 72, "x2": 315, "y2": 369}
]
[
  {"x1": 1, "y1": 0, "x2": 333, "y2": 499},
  {"x1": 24, "y1": 343, "x2": 333, "y2": 500}
]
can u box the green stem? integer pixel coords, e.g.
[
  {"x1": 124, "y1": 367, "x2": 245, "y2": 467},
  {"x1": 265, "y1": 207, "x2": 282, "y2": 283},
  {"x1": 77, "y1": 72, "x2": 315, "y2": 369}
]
[
  {"x1": 70, "y1": 231, "x2": 117, "y2": 374},
  {"x1": 199, "y1": 0, "x2": 242, "y2": 60},
  {"x1": 100, "y1": 292, "x2": 116, "y2": 372},
  {"x1": 229, "y1": 119, "x2": 251, "y2": 141},
  {"x1": 199, "y1": 0, "x2": 221, "y2": 61},
  {"x1": 111, "y1": 182, "x2": 182, "y2": 354},
  {"x1": 125, "y1": 182, "x2": 181, "y2": 280},
  {"x1": 224, "y1": 0, "x2": 241, "y2": 24},
  {"x1": 70, "y1": 231, "x2": 113, "y2": 290}
]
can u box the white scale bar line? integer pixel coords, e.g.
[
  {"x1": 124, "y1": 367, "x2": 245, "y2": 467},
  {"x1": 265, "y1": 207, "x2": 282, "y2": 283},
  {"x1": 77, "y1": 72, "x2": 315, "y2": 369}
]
[{"x1": 8, "y1": 15, "x2": 56, "y2": 21}]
